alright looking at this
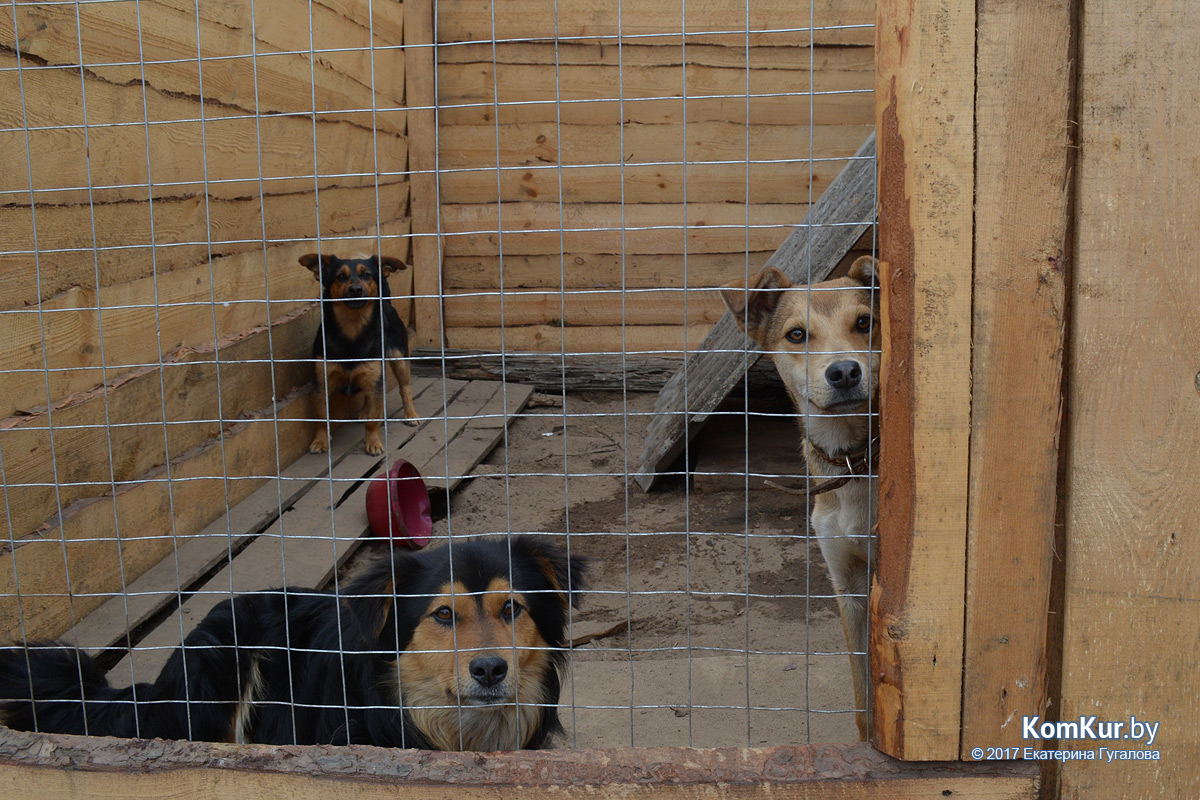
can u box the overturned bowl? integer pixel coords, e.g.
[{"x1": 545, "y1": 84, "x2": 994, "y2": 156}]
[{"x1": 365, "y1": 458, "x2": 432, "y2": 549}]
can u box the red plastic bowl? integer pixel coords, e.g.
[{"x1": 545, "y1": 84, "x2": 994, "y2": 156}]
[{"x1": 365, "y1": 458, "x2": 433, "y2": 549}]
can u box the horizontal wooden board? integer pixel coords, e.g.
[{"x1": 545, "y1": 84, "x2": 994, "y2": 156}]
[
  {"x1": 435, "y1": 59, "x2": 873, "y2": 128},
  {"x1": 444, "y1": 239, "x2": 875, "y2": 291},
  {"x1": 436, "y1": 0, "x2": 875, "y2": 48},
  {"x1": 437, "y1": 121, "x2": 873, "y2": 171},
  {"x1": 439, "y1": 201, "x2": 815, "y2": 257},
  {"x1": 446, "y1": 323, "x2": 717, "y2": 354},
  {"x1": 0, "y1": 87, "x2": 407, "y2": 202},
  {"x1": 0, "y1": 305, "x2": 317, "y2": 540},
  {"x1": 0, "y1": 731, "x2": 1040, "y2": 799},
  {"x1": 0, "y1": 186, "x2": 410, "y2": 313},
  {"x1": 438, "y1": 159, "x2": 859, "y2": 206},
  {"x1": 0, "y1": 220, "x2": 411, "y2": 416},
  {"x1": 0, "y1": 391, "x2": 313, "y2": 642},
  {"x1": 1, "y1": 0, "x2": 405, "y2": 125},
  {"x1": 443, "y1": 286, "x2": 726, "y2": 328}
]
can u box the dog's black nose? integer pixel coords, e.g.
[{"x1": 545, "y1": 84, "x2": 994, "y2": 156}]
[
  {"x1": 825, "y1": 360, "x2": 862, "y2": 390},
  {"x1": 346, "y1": 283, "x2": 365, "y2": 296},
  {"x1": 469, "y1": 655, "x2": 509, "y2": 687}
]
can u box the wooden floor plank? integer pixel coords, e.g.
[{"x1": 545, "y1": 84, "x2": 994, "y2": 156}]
[{"x1": 73, "y1": 380, "x2": 441, "y2": 655}]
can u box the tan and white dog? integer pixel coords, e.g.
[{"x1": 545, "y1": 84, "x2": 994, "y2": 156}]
[{"x1": 721, "y1": 256, "x2": 880, "y2": 740}]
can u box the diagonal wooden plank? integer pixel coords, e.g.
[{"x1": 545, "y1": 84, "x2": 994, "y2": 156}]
[
  {"x1": 73, "y1": 379, "x2": 444, "y2": 655},
  {"x1": 634, "y1": 133, "x2": 877, "y2": 491},
  {"x1": 421, "y1": 382, "x2": 534, "y2": 493}
]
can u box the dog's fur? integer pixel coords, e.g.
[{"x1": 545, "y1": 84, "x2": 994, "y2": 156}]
[
  {"x1": 0, "y1": 537, "x2": 587, "y2": 751},
  {"x1": 301, "y1": 252, "x2": 420, "y2": 456},
  {"x1": 721, "y1": 256, "x2": 880, "y2": 740}
]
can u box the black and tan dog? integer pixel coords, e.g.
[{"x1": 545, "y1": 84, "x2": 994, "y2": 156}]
[
  {"x1": 0, "y1": 537, "x2": 588, "y2": 751},
  {"x1": 721, "y1": 256, "x2": 880, "y2": 740},
  {"x1": 301, "y1": 252, "x2": 419, "y2": 455}
]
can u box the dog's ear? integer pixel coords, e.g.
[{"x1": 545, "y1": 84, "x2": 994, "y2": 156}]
[
  {"x1": 848, "y1": 256, "x2": 880, "y2": 288},
  {"x1": 378, "y1": 256, "x2": 408, "y2": 276},
  {"x1": 342, "y1": 550, "x2": 423, "y2": 644},
  {"x1": 720, "y1": 267, "x2": 792, "y2": 343},
  {"x1": 512, "y1": 536, "x2": 588, "y2": 609},
  {"x1": 299, "y1": 252, "x2": 333, "y2": 279}
]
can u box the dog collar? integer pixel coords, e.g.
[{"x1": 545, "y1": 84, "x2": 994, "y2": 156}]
[{"x1": 807, "y1": 435, "x2": 881, "y2": 476}]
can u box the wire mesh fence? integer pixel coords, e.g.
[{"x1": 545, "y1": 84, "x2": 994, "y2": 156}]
[{"x1": 0, "y1": 0, "x2": 876, "y2": 751}]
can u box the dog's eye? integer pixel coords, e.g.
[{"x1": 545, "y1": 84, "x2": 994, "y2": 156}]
[
  {"x1": 431, "y1": 606, "x2": 454, "y2": 624},
  {"x1": 501, "y1": 600, "x2": 523, "y2": 621},
  {"x1": 785, "y1": 327, "x2": 807, "y2": 343},
  {"x1": 855, "y1": 314, "x2": 874, "y2": 332}
]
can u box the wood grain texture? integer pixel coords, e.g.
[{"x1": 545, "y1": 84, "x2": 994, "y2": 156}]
[
  {"x1": 405, "y1": 0, "x2": 444, "y2": 348},
  {"x1": 634, "y1": 133, "x2": 876, "y2": 490},
  {"x1": 1058, "y1": 1, "x2": 1200, "y2": 796},
  {"x1": 0, "y1": 391, "x2": 312, "y2": 642},
  {"x1": 871, "y1": 0, "x2": 975, "y2": 760},
  {"x1": 0, "y1": 730, "x2": 1040, "y2": 799},
  {"x1": 960, "y1": 0, "x2": 1074, "y2": 757}
]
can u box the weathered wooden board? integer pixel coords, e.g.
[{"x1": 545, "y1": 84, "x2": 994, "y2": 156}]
[
  {"x1": 443, "y1": 287, "x2": 725, "y2": 329},
  {"x1": 438, "y1": 160, "x2": 862, "y2": 207},
  {"x1": 634, "y1": 133, "x2": 876, "y2": 490},
  {"x1": 0, "y1": 730, "x2": 1041, "y2": 799},
  {"x1": 437, "y1": 122, "x2": 870, "y2": 174},
  {"x1": 0, "y1": 1, "x2": 405, "y2": 129},
  {"x1": 443, "y1": 241, "x2": 875, "y2": 291},
  {"x1": 438, "y1": 201, "x2": 817, "y2": 258},
  {"x1": 0, "y1": 306, "x2": 317, "y2": 539},
  {"x1": 871, "y1": 0, "x2": 975, "y2": 761},
  {"x1": 410, "y1": 349, "x2": 784, "y2": 394},
  {"x1": 445, "y1": 322, "x2": 716, "y2": 355},
  {"x1": 436, "y1": 0, "x2": 876, "y2": 48},
  {"x1": 0, "y1": 391, "x2": 312, "y2": 642},
  {"x1": 960, "y1": 1, "x2": 1073, "y2": 758},
  {"x1": 70, "y1": 381, "x2": 442, "y2": 656},
  {"x1": 1058, "y1": 0, "x2": 1200, "y2": 796}
]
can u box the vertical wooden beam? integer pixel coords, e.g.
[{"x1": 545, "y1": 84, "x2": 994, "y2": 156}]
[
  {"x1": 960, "y1": 1, "x2": 1075, "y2": 757},
  {"x1": 871, "y1": 0, "x2": 975, "y2": 760},
  {"x1": 1059, "y1": 1, "x2": 1200, "y2": 796},
  {"x1": 404, "y1": 0, "x2": 444, "y2": 347}
]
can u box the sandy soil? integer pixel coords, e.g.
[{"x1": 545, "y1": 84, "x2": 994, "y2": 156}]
[{"x1": 363, "y1": 389, "x2": 860, "y2": 747}]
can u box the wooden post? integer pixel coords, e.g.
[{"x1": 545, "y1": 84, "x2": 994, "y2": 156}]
[
  {"x1": 1058, "y1": 0, "x2": 1200, "y2": 796},
  {"x1": 404, "y1": 0, "x2": 444, "y2": 348},
  {"x1": 960, "y1": 1, "x2": 1075, "y2": 757},
  {"x1": 871, "y1": 0, "x2": 975, "y2": 760}
]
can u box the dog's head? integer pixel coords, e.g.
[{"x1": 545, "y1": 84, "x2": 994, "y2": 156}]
[
  {"x1": 299, "y1": 252, "x2": 407, "y2": 310},
  {"x1": 721, "y1": 257, "x2": 881, "y2": 414},
  {"x1": 347, "y1": 536, "x2": 587, "y2": 750}
]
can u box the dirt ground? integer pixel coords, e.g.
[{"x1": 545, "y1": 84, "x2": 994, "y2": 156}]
[{"x1": 352, "y1": 389, "x2": 859, "y2": 748}]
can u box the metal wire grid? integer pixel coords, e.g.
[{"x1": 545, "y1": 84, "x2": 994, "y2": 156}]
[{"x1": 0, "y1": 0, "x2": 876, "y2": 749}]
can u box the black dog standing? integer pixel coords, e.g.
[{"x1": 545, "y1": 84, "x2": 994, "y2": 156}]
[{"x1": 300, "y1": 252, "x2": 420, "y2": 455}]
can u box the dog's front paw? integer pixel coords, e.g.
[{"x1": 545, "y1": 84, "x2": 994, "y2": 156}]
[
  {"x1": 403, "y1": 417, "x2": 420, "y2": 427},
  {"x1": 364, "y1": 438, "x2": 385, "y2": 456},
  {"x1": 309, "y1": 438, "x2": 329, "y2": 454}
]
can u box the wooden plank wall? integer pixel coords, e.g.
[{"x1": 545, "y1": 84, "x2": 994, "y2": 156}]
[
  {"x1": 1058, "y1": 0, "x2": 1199, "y2": 796},
  {"x1": 428, "y1": 0, "x2": 875, "y2": 353},
  {"x1": 0, "y1": 0, "x2": 410, "y2": 640}
]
